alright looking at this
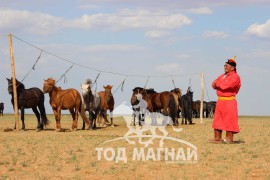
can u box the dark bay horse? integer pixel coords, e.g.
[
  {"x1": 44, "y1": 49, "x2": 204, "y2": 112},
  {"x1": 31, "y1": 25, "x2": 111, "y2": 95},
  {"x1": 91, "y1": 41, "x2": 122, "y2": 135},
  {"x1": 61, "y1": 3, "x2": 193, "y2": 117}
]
[
  {"x1": 131, "y1": 87, "x2": 178, "y2": 125},
  {"x1": 81, "y1": 79, "x2": 101, "y2": 130},
  {"x1": 181, "y1": 87, "x2": 194, "y2": 124},
  {"x1": 43, "y1": 78, "x2": 90, "y2": 131},
  {"x1": 0, "y1": 102, "x2": 4, "y2": 116},
  {"x1": 6, "y1": 78, "x2": 49, "y2": 130},
  {"x1": 98, "y1": 85, "x2": 115, "y2": 127}
]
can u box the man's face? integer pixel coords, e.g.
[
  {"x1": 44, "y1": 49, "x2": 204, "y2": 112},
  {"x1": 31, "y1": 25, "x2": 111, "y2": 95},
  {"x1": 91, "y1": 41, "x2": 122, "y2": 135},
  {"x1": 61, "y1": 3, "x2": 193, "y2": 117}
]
[{"x1": 224, "y1": 63, "x2": 234, "y2": 73}]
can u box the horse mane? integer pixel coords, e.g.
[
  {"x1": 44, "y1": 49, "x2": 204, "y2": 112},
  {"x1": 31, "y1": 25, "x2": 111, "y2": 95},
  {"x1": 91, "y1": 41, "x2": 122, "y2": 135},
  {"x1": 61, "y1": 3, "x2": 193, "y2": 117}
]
[
  {"x1": 85, "y1": 79, "x2": 92, "y2": 85},
  {"x1": 145, "y1": 88, "x2": 156, "y2": 94},
  {"x1": 46, "y1": 78, "x2": 56, "y2": 85},
  {"x1": 170, "y1": 88, "x2": 181, "y2": 93},
  {"x1": 132, "y1": 87, "x2": 157, "y2": 94},
  {"x1": 132, "y1": 87, "x2": 144, "y2": 92},
  {"x1": 11, "y1": 78, "x2": 25, "y2": 90}
]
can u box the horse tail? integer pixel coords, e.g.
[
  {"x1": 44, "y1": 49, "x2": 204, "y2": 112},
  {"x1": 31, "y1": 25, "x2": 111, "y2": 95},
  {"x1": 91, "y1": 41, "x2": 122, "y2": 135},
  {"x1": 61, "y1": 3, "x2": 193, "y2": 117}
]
[
  {"x1": 39, "y1": 97, "x2": 50, "y2": 127},
  {"x1": 40, "y1": 108, "x2": 50, "y2": 127},
  {"x1": 169, "y1": 94, "x2": 177, "y2": 124},
  {"x1": 79, "y1": 101, "x2": 90, "y2": 127}
]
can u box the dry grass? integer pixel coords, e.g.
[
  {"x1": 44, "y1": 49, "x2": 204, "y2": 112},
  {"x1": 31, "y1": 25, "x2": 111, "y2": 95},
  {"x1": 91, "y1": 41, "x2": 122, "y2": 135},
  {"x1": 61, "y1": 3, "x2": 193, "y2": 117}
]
[{"x1": 0, "y1": 114, "x2": 269, "y2": 179}]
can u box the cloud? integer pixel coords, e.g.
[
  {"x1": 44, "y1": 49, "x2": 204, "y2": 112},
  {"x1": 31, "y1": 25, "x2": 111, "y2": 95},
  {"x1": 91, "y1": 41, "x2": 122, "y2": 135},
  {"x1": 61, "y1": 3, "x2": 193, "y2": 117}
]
[
  {"x1": 75, "y1": 9, "x2": 192, "y2": 31},
  {"x1": 0, "y1": 8, "x2": 192, "y2": 35},
  {"x1": 245, "y1": 19, "x2": 270, "y2": 38},
  {"x1": 155, "y1": 63, "x2": 183, "y2": 74},
  {"x1": 187, "y1": 7, "x2": 213, "y2": 14},
  {"x1": 0, "y1": 9, "x2": 66, "y2": 35},
  {"x1": 82, "y1": 44, "x2": 147, "y2": 52},
  {"x1": 202, "y1": 31, "x2": 229, "y2": 39},
  {"x1": 145, "y1": 30, "x2": 170, "y2": 39},
  {"x1": 78, "y1": 4, "x2": 99, "y2": 10}
]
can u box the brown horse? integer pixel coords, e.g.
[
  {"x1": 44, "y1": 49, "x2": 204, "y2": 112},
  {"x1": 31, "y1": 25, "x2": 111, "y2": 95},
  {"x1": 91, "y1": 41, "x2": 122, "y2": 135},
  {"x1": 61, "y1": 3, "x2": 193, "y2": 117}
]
[
  {"x1": 131, "y1": 87, "x2": 178, "y2": 125},
  {"x1": 43, "y1": 78, "x2": 90, "y2": 131},
  {"x1": 170, "y1": 88, "x2": 182, "y2": 119},
  {"x1": 98, "y1": 85, "x2": 115, "y2": 127}
]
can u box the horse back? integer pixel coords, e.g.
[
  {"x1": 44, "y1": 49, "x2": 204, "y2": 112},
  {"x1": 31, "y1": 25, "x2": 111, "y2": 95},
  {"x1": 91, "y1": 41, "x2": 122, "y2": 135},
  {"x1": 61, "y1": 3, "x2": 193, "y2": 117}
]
[
  {"x1": 18, "y1": 87, "x2": 44, "y2": 108},
  {"x1": 53, "y1": 88, "x2": 82, "y2": 110},
  {"x1": 98, "y1": 91, "x2": 114, "y2": 110},
  {"x1": 157, "y1": 91, "x2": 171, "y2": 108}
]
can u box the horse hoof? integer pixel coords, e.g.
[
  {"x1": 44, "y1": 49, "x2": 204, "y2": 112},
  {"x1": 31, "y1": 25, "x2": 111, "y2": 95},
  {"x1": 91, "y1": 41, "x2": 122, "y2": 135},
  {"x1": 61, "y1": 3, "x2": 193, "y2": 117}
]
[
  {"x1": 36, "y1": 129, "x2": 41, "y2": 132},
  {"x1": 55, "y1": 128, "x2": 61, "y2": 132},
  {"x1": 111, "y1": 124, "x2": 115, "y2": 127},
  {"x1": 71, "y1": 128, "x2": 77, "y2": 131}
]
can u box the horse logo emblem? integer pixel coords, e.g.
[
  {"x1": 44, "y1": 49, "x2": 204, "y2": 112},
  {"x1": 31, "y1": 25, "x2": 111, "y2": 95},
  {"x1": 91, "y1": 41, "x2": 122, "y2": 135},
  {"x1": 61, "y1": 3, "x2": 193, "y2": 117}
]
[{"x1": 123, "y1": 110, "x2": 182, "y2": 147}]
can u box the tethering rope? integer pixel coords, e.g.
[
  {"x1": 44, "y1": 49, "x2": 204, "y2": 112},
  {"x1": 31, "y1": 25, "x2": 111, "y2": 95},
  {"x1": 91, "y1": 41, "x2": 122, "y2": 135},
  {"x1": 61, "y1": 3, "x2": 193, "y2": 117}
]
[{"x1": 1, "y1": 34, "x2": 203, "y2": 94}]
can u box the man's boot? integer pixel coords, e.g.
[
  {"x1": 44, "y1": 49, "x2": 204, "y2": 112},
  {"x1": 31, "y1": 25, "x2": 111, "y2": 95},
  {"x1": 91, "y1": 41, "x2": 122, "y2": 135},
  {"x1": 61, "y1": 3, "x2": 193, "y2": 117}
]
[
  {"x1": 224, "y1": 131, "x2": 234, "y2": 144},
  {"x1": 209, "y1": 129, "x2": 222, "y2": 143}
]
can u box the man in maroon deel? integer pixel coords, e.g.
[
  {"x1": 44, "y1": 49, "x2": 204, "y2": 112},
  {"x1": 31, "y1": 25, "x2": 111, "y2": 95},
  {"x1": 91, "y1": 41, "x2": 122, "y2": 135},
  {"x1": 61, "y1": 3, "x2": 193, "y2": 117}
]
[{"x1": 209, "y1": 56, "x2": 241, "y2": 144}]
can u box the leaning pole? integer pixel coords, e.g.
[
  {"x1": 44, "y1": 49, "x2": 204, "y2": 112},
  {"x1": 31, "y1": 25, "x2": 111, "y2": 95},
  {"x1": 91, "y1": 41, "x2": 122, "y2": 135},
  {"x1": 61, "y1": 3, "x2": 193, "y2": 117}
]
[{"x1": 8, "y1": 33, "x2": 20, "y2": 131}]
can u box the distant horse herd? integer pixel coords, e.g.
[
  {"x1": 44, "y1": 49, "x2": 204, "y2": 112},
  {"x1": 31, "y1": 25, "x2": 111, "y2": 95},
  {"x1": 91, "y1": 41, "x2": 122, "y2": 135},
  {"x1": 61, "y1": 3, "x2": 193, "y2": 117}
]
[{"x1": 2, "y1": 77, "x2": 216, "y2": 131}]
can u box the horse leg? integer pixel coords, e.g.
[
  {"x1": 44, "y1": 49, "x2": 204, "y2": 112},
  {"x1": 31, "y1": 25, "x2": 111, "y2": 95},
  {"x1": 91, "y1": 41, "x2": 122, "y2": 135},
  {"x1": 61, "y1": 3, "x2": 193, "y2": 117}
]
[
  {"x1": 21, "y1": 108, "x2": 26, "y2": 130},
  {"x1": 82, "y1": 120, "x2": 85, "y2": 130},
  {"x1": 69, "y1": 109, "x2": 77, "y2": 131},
  {"x1": 90, "y1": 111, "x2": 97, "y2": 129},
  {"x1": 54, "y1": 108, "x2": 61, "y2": 131},
  {"x1": 74, "y1": 106, "x2": 79, "y2": 130},
  {"x1": 102, "y1": 111, "x2": 108, "y2": 127},
  {"x1": 109, "y1": 110, "x2": 114, "y2": 127},
  {"x1": 32, "y1": 107, "x2": 42, "y2": 131},
  {"x1": 103, "y1": 109, "x2": 109, "y2": 124}
]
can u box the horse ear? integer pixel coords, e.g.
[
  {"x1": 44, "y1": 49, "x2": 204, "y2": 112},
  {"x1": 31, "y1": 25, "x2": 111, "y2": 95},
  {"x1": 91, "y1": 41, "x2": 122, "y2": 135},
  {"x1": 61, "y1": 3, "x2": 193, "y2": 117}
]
[{"x1": 103, "y1": 85, "x2": 106, "y2": 89}]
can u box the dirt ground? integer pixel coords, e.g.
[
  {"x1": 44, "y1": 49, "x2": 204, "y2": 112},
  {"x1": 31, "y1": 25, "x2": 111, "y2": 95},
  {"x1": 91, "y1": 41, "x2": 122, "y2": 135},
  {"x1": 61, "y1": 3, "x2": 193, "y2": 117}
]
[{"x1": 0, "y1": 114, "x2": 269, "y2": 180}]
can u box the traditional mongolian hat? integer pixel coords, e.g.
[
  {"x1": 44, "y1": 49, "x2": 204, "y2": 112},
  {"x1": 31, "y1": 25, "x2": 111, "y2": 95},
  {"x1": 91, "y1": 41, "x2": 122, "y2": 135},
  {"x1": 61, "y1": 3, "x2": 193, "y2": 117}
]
[{"x1": 226, "y1": 56, "x2": 237, "y2": 67}]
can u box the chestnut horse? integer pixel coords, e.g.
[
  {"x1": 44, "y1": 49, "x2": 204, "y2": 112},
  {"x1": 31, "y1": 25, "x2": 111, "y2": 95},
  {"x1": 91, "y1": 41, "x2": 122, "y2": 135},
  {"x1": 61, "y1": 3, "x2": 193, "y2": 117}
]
[
  {"x1": 43, "y1": 78, "x2": 90, "y2": 131},
  {"x1": 131, "y1": 87, "x2": 178, "y2": 125},
  {"x1": 98, "y1": 85, "x2": 115, "y2": 127}
]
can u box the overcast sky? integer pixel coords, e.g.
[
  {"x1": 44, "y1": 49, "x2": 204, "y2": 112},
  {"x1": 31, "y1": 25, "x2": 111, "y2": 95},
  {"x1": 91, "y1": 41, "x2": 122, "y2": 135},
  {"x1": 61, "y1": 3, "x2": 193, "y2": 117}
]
[{"x1": 0, "y1": 0, "x2": 270, "y2": 116}]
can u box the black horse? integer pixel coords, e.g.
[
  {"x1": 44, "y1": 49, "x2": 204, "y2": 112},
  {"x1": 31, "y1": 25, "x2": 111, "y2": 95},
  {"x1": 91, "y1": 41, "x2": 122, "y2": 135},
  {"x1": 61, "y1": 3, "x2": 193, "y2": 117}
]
[
  {"x1": 181, "y1": 87, "x2": 194, "y2": 124},
  {"x1": 0, "y1": 102, "x2": 4, "y2": 116},
  {"x1": 6, "y1": 78, "x2": 49, "y2": 131},
  {"x1": 207, "y1": 101, "x2": 216, "y2": 118}
]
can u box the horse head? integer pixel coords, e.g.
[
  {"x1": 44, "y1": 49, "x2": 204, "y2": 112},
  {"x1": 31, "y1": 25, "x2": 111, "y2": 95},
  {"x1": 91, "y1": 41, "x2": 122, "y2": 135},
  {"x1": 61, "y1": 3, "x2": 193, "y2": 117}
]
[
  {"x1": 131, "y1": 87, "x2": 144, "y2": 105},
  {"x1": 6, "y1": 78, "x2": 25, "y2": 94},
  {"x1": 103, "y1": 85, "x2": 113, "y2": 100},
  {"x1": 43, "y1": 78, "x2": 56, "y2": 93},
  {"x1": 81, "y1": 83, "x2": 91, "y2": 97},
  {"x1": 103, "y1": 85, "x2": 113, "y2": 94}
]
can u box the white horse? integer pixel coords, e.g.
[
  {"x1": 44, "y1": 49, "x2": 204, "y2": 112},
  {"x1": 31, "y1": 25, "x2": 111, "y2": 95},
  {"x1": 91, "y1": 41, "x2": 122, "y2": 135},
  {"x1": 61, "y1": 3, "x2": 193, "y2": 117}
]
[{"x1": 81, "y1": 79, "x2": 101, "y2": 130}]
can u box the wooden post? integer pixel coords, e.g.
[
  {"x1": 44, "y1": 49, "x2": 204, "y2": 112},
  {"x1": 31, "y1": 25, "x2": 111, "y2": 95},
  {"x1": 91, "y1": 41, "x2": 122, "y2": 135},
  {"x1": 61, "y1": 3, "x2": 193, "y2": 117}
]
[
  {"x1": 8, "y1": 34, "x2": 20, "y2": 131},
  {"x1": 200, "y1": 72, "x2": 204, "y2": 123}
]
